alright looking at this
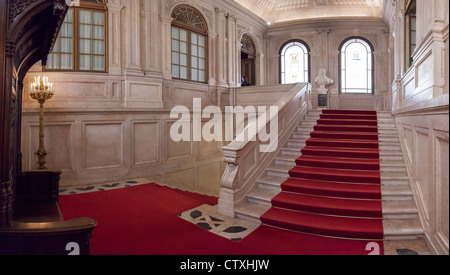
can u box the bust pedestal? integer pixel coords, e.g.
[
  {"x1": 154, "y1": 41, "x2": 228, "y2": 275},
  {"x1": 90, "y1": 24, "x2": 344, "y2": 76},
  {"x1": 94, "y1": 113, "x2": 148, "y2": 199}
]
[{"x1": 317, "y1": 87, "x2": 328, "y2": 108}]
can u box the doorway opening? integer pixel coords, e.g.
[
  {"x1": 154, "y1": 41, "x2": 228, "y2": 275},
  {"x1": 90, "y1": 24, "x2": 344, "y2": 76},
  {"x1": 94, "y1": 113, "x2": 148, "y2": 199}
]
[{"x1": 241, "y1": 34, "x2": 256, "y2": 86}]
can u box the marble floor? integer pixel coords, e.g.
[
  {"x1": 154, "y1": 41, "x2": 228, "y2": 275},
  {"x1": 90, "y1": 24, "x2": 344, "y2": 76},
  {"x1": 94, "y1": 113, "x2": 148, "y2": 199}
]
[
  {"x1": 59, "y1": 178, "x2": 150, "y2": 195},
  {"x1": 178, "y1": 204, "x2": 260, "y2": 242},
  {"x1": 59, "y1": 179, "x2": 434, "y2": 255}
]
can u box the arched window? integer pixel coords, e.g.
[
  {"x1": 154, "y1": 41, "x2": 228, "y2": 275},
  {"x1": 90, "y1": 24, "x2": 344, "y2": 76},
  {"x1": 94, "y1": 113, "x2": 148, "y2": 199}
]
[
  {"x1": 46, "y1": 0, "x2": 107, "y2": 72},
  {"x1": 280, "y1": 40, "x2": 310, "y2": 84},
  {"x1": 171, "y1": 5, "x2": 208, "y2": 83},
  {"x1": 339, "y1": 37, "x2": 374, "y2": 94}
]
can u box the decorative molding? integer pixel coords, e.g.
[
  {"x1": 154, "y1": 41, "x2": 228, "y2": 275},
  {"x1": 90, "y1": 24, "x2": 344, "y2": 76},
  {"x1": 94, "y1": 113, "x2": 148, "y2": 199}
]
[
  {"x1": 8, "y1": 0, "x2": 40, "y2": 25},
  {"x1": 5, "y1": 41, "x2": 16, "y2": 57},
  {"x1": 237, "y1": 23, "x2": 249, "y2": 38},
  {"x1": 221, "y1": 156, "x2": 240, "y2": 190}
]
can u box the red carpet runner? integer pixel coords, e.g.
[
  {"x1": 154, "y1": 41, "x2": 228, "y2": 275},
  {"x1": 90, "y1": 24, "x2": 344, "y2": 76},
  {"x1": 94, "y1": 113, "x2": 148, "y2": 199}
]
[
  {"x1": 60, "y1": 182, "x2": 383, "y2": 255},
  {"x1": 260, "y1": 109, "x2": 384, "y2": 246},
  {"x1": 59, "y1": 183, "x2": 265, "y2": 255},
  {"x1": 59, "y1": 111, "x2": 384, "y2": 255}
]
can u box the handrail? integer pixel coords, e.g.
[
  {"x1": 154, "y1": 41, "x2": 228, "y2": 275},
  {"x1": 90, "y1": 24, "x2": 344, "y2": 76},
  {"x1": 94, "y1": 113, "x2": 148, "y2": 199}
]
[
  {"x1": 224, "y1": 83, "x2": 308, "y2": 151},
  {"x1": 218, "y1": 82, "x2": 312, "y2": 217}
]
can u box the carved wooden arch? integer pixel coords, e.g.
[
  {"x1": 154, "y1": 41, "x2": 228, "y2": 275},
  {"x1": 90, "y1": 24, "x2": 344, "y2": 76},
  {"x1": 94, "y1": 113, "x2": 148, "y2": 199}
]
[
  {"x1": 0, "y1": 0, "x2": 69, "y2": 228},
  {"x1": 8, "y1": 0, "x2": 53, "y2": 41}
]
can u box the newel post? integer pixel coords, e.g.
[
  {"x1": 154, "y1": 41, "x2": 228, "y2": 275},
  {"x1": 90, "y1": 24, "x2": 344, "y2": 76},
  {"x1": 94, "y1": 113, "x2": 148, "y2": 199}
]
[{"x1": 218, "y1": 151, "x2": 241, "y2": 217}]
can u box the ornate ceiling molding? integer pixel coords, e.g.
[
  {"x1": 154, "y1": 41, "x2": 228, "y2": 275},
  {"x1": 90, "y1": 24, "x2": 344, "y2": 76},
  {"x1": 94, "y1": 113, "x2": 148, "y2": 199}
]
[{"x1": 235, "y1": 0, "x2": 384, "y2": 24}]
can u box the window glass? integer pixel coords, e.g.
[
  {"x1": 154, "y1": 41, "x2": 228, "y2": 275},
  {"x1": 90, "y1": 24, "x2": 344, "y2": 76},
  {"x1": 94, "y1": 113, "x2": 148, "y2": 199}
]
[
  {"x1": 280, "y1": 41, "x2": 309, "y2": 84},
  {"x1": 171, "y1": 6, "x2": 208, "y2": 83},
  {"x1": 340, "y1": 38, "x2": 374, "y2": 94},
  {"x1": 46, "y1": 6, "x2": 106, "y2": 72}
]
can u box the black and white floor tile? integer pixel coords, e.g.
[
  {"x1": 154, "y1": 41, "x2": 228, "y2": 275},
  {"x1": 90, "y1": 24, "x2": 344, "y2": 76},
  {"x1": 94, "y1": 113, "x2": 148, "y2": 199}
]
[
  {"x1": 178, "y1": 204, "x2": 260, "y2": 242},
  {"x1": 59, "y1": 178, "x2": 432, "y2": 254},
  {"x1": 59, "y1": 178, "x2": 150, "y2": 195}
]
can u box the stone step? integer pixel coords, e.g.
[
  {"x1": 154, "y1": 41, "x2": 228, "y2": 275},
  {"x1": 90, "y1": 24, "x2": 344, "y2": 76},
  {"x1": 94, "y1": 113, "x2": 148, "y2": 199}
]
[
  {"x1": 377, "y1": 112, "x2": 394, "y2": 118},
  {"x1": 296, "y1": 126, "x2": 315, "y2": 133},
  {"x1": 381, "y1": 185, "x2": 414, "y2": 201},
  {"x1": 247, "y1": 188, "x2": 280, "y2": 206},
  {"x1": 380, "y1": 149, "x2": 403, "y2": 155},
  {"x1": 308, "y1": 110, "x2": 324, "y2": 114},
  {"x1": 305, "y1": 114, "x2": 321, "y2": 119},
  {"x1": 377, "y1": 121, "x2": 396, "y2": 127},
  {"x1": 235, "y1": 202, "x2": 270, "y2": 224},
  {"x1": 281, "y1": 146, "x2": 303, "y2": 156},
  {"x1": 380, "y1": 165, "x2": 407, "y2": 173},
  {"x1": 381, "y1": 160, "x2": 407, "y2": 167},
  {"x1": 381, "y1": 172, "x2": 410, "y2": 185},
  {"x1": 237, "y1": 202, "x2": 424, "y2": 241},
  {"x1": 380, "y1": 160, "x2": 407, "y2": 173},
  {"x1": 378, "y1": 116, "x2": 395, "y2": 121},
  {"x1": 256, "y1": 176, "x2": 288, "y2": 192},
  {"x1": 301, "y1": 120, "x2": 319, "y2": 126},
  {"x1": 288, "y1": 135, "x2": 309, "y2": 143},
  {"x1": 383, "y1": 219, "x2": 424, "y2": 240},
  {"x1": 253, "y1": 179, "x2": 414, "y2": 202},
  {"x1": 292, "y1": 132, "x2": 311, "y2": 140},
  {"x1": 266, "y1": 164, "x2": 294, "y2": 178},
  {"x1": 379, "y1": 143, "x2": 402, "y2": 151},
  {"x1": 379, "y1": 135, "x2": 400, "y2": 143},
  {"x1": 382, "y1": 200, "x2": 419, "y2": 219},
  {"x1": 379, "y1": 129, "x2": 399, "y2": 135},
  {"x1": 287, "y1": 139, "x2": 306, "y2": 148},
  {"x1": 241, "y1": 189, "x2": 418, "y2": 222},
  {"x1": 274, "y1": 155, "x2": 297, "y2": 166},
  {"x1": 379, "y1": 150, "x2": 404, "y2": 161}
]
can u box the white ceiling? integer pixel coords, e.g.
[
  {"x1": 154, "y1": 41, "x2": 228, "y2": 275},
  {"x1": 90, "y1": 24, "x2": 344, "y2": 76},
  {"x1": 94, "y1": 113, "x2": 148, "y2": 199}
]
[{"x1": 233, "y1": 0, "x2": 385, "y2": 24}]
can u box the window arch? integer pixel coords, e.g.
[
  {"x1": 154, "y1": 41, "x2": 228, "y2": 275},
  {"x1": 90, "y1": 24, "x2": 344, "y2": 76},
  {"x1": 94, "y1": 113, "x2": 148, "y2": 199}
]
[
  {"x1": 279, "y1": 40, "x2": 310, "y2": 84},
  {"x1": 171, "y1": 5, "x2": 208, "y2": 83},
  {"x1": 339, "y1": 37, "x2": 374, "y2": 94}
]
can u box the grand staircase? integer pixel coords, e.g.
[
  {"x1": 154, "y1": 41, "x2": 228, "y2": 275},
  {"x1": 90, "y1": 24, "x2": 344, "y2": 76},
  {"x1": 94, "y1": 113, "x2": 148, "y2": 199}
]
[{"x1": 235, "y1": 109, "x2": 424, "y2": 241}]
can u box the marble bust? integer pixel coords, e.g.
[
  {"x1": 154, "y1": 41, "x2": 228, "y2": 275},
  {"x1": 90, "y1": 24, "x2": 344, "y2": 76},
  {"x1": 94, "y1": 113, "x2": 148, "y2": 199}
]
[{"x1": 315, "y1": 68, "x2": 334, "y2": 89}]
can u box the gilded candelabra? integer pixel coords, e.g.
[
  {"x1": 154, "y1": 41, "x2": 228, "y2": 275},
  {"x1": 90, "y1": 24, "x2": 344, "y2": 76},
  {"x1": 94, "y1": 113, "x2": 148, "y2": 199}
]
[{"x1": 29, "y1": 76, "x2": 54, "y2": 170}]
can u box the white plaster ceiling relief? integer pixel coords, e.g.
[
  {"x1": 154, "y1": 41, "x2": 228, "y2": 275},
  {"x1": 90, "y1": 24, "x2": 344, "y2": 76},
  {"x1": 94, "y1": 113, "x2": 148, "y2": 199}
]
[{"x1": 235, "y1": 0, "x2": 384, "y2": 24}]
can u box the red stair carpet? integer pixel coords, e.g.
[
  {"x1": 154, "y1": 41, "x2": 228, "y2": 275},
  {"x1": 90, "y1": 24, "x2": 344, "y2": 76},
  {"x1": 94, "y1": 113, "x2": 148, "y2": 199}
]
[
  {"x1": 59, "y1": 182, "x2": 382, "y2": 255},
  {"x1": 59, "y1": 183, "x2": 265, "y2": 255},
  {"x1": 260, "y1": 109, "x2": 384, "y2": 251},
  {"x1": 58, "y1": 111, "x2": 384, "y2": 255}
]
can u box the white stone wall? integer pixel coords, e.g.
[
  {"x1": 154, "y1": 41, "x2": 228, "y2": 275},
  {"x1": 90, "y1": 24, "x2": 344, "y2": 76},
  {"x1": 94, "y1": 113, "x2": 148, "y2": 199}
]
[
  {"x1": 21, "y1": 0, "x2": 268, "y2": 196},
  {"x1": 384, "y1": 0, "x2": 449, "y2": 255},
  {"x1": 265, "y1": 19, "x2": 391, "y2": 111}
]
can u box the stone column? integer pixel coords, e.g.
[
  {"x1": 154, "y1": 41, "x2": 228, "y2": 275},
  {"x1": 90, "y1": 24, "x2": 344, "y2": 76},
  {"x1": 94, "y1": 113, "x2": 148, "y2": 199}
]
[
  {"x1": 215, "y1": 8, "x2": 228, "y2": 87},
  {"x1": 227, "y1": 15, "x2": 238, "y2": 87},
  {"x1": 208, "y1": 31, "x2": 218, "y2": 86},
  {"x1": 160, "y1": 15, "x2": 173, "y2": 80},
  {"x1": 141, "y1": 0, "x2": 160, "y2": 76},
  {"x1": 107, "y1": 0, "x2": 123, "y2": 75},
  {"x1": 124, "y1": 0, "x2": 141, "y2": 75}
]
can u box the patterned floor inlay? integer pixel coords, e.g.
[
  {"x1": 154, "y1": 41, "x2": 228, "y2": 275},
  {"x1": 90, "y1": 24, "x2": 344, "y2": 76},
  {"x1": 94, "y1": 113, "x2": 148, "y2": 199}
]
[
  {"x1": 178, "y1": 204, "x2": 260, "y2": 242},
  {"x1": 59, "y1": 178, "x2": 151, "y2": 195},
  {"x1": 384, "y1": 240, "x2": 432, "y2": 255}
]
